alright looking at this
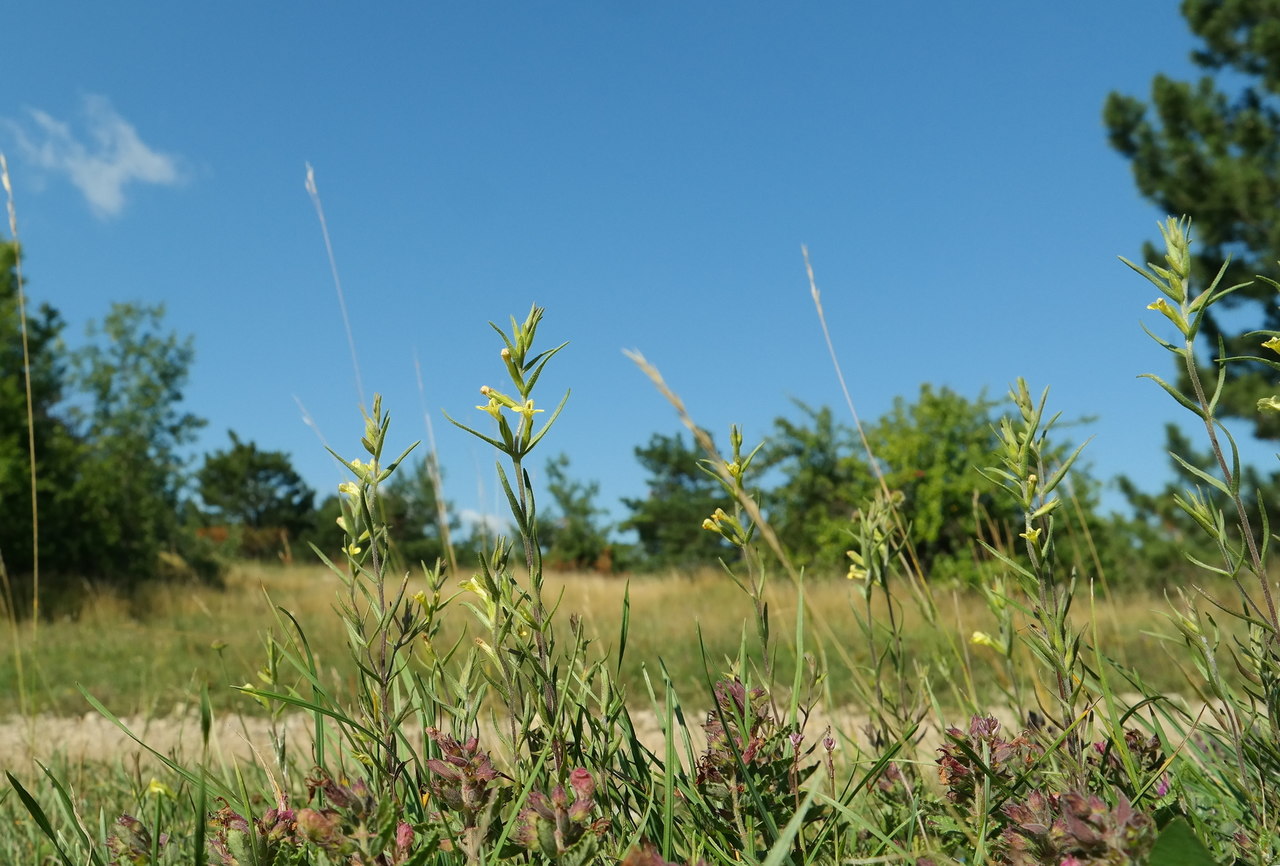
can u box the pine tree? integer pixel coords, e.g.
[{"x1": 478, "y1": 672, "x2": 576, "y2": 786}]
[{"x1": 1105, "y1": 0, "x2": 1280, "y2": 436}]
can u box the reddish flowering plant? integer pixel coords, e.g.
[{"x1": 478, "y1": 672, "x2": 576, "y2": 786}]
[
  {"x1": 106, "y1": 814, "x2": 169, "y2": 865},
  {"x1": 936, "y1": 715, "x2": 1042, "y2": 805},
  {"x1": 207, "y1": 795, "x2": 297, "y2": 865},
  {"x1": 424, "y1": 727, "x2": 504, "y2": 820},
  {"x1": 296, "y1": 771, "x2": 419, "y2": 862},
  {"x1": 998, "y1": 789, "x2": 1155, "y2": 866},
  {"x1": 513, "y1": 768, "x2": 608, "y2": 858},
  {"x1": 696, "y1": 678, "x2": 778, "y2": 793},
  {"x1": 1087, "y1": 728, "x2": 1169, "y2": 798}
]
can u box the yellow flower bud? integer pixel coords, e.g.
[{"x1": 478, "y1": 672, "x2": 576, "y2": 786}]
[
  {"x1": 970, "y1": 631, "x2": 1003, "y2": 651},
  {"x1": 147, "y1": 779, "x2": 176, "y2": 799}
]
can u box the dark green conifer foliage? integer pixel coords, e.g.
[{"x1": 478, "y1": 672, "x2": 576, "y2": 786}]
[{"x1": 1105, "y1": 0, "x2": 1280, "y2": 435}]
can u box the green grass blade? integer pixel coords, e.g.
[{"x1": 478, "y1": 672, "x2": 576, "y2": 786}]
[
  {"x1": 761, "y1": 785, "x2": 818, "y2": 866},
  {"x1": 5, "y1": 772, "x2": 76, "y2": 866}
]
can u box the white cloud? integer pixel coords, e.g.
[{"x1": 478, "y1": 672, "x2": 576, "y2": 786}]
[
  {"x1": 459, "y1": 509, "x2": 510, "y2": 535},
  {"x1": 5, "y1": 95, "x2": 182, "y2": 218}
]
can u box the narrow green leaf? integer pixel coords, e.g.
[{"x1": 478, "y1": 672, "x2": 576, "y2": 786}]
[
  {"x1": 441, "y1": 409, "x2": 509, "y2": 452},
  {"x1": 6, "y1": 773, "x2": 76, "y2": 866},
  {"x1": 1138, "y1": 373, "x2": 1203, "y2": 416},
  {"x1": 1168, "y1": 453, "x2": 1230, "y2": 496}
]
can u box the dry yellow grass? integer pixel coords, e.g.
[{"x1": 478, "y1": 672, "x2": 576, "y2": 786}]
[{"x1": 0, "y1": 560, "x2": 1217, "y2": 721}]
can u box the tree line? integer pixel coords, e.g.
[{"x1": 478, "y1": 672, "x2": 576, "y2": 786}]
[
  {"x1": 12, "y1": 0, "x2": 1280, "y2": 612},
  {"x1": 2, "y1": 231, "x2": 1254, "y2": 622}
]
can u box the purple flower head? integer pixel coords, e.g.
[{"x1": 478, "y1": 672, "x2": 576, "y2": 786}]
[
  {"x1": 937, "y1": 715, "x2": 1041, "y2": 805},
  {"x1": 998, "y1": 788, "x2": 1155, "y2": 866},
  {"x1": 424, "y1": 728, "x2": 503, "y2": 816},
  {"x1": 514, "y1": 770, "x2": 606, "y2": 857},
  {"x1": 107, "y1": 813, "x2": 168, "y2": 865}
]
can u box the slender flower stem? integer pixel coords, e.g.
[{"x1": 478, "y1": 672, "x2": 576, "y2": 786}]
[{"x1": 1182, "y1": 346, "x2": 1280, "y2": 640}]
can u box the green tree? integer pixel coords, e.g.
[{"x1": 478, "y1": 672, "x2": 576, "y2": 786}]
[
  {"x1": 620, "y1": 431, "x2": 731, "y2": 570},
  {"x1": 379, "y1": 453, "x2": 462, "y2": 571},
  {"x1": 865, "y1": 385, "x2": 1016, "y2": 565},
  {"x1": 763, "y1": 387, "x2": 1111, "y2": 581},
  {"x1": 1104, "y1": 0, "x2": 1280, "y2": 436},
  {"x1": 0, "y1": 239, "x2": 81, "y2": 600},
  {"x1": 540, "y1": 453, "x2": 612, "y2": 571},
  {"x1": 196, "y1": 430, "x2": 315, "y2": 557},
  {"x1": 67, "y1": 302, "x2": 209, "y2": 588},
  {"x1": 1111, "y1": 422, "x2": 1280, "y2": 586},
  {"x1": 762, "y1": 402, "x2": 868, "y2": 570}
]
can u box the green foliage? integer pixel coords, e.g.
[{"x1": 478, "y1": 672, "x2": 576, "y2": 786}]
[
  {"x1": 868, "y1": 385, "x2": 1017, "y2": 563},
  {"x1": 540, "y1": 453, "x2": 612, "y2": 571},
  {"x1": 0, "y1": 239, "x2": 79, "y2": 591},
  {"x1": 65, "y1": 302, "x2": 211, "y2": 590},
  {"x1": 379, "y1": 452, "x2": 464, "y2": 572},
  {"x1": 1104, "y1": 0, "x2": 1280, "y2": 435},
  {"x1": 2, "y1": 246, "x2": 218, "y2": 608},
  {"x1": 1112, "y1": 422, "x2": 1280, "y2": 585},
  {"x1": 13, "y1": 295, "x2": 1267, "y2": 864},
  {"x1": 762, "y1": 387, "x2": 1109, "y2": 581},
  {"x1": 1122, "y1": 217, "x2": 1280, "y2": 861},
  {"x1": 760, "y1": 402, "x2": 865, "y2": 570},
  {"x1": 196, "y1": 430, "x2": 316, "y2": 553},
  {"x1": 620, "y1": 431, "x2": 732, "y2": 570}
]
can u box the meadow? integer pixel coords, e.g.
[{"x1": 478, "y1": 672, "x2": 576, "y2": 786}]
[
  {"x1": 3, "y1": 220, "x2": 1276, "y2": 865},
  {"x1": 0, "y1": 562, "x2": 1224, "y2": 723}
]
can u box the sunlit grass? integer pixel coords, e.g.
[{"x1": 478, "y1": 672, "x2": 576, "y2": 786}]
[{"x1": 0, "y1": 560, "x2": 1218, "y2": 720}]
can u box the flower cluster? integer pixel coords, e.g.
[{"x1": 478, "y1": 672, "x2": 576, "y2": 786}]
[
  {"x1": 296, "y1": 772, "x2": 416, "y2": 862},
  {"x1": 696, "y1": 678, "x2": 777, "y2": 793},
  {"x1": 424, "y1": 728, "x2": 504, "y2": 824},
  {"x1": 936, "y1": 715, "x2": 1041, "y2": 805},
  {"x1": 513, "y1": 768, "x2": 608, "y2": 857},
  {"x1": 1087, "y1": 727, "x2": 1169, "y2": 798},
  {"x1": 695, "y1": 676, "x2": 814, "y2": 825},
  {"x1": 998, "y1": 789, "x2": 1155, "y2": 866},
  {"x1": 107, "y1": 814, "x2": 169, "y2": 865},
  {"x1": 207, "y1": 795, "x2": 296, "y2": 865}
]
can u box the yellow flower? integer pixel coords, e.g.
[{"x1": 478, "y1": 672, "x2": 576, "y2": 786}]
[
  {"x1": 147, "y1": 778, "x2": 176, "y2": 799},
  {"x1": 1019, "y1": 527, "x2": 1042, "y2": 543},
  {"x1": 970, "y1": 631, "x2": 1004, "y2": 651},
  {"x1": 846, "y1": 550, "x2": 868, "y2": 580},
  {"x1": 461, "y1": 576, "x2": 490, "y2": 603},
  {"x1": 1147, "y1": 296, "x2": 1190, "y2": 335},
  {"x1": 476, "y1": 396, "x2": 504, "y2": 420},
  {"x1": 507, "y1": 399, "x2": 544, "y2": 421}
]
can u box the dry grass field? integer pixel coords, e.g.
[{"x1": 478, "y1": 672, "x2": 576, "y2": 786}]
[{"x1": 0, "y1": 560, "x2": 1207, "y2": 723}]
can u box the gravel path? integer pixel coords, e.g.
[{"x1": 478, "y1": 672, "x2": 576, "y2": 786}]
[{"x1": 0, "y1": 705, "x2": 1003, "y2": 776}]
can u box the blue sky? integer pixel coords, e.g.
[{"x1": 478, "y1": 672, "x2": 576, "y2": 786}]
[{"x1": 2, "y1": 3, "x2": 1255, "y2": 533}]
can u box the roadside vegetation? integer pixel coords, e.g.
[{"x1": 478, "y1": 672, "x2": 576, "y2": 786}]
[
  {"x1": 5, "y1": 5, "x2": 1280, "y2": 860},
  {"x1": 1, "y1": 245, "x2": 1272, "y2": 862}
]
